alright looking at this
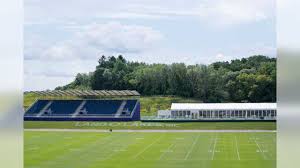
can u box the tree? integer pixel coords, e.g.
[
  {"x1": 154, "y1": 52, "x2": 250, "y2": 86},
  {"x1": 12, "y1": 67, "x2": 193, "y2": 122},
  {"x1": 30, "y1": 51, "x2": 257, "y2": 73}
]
[{"x1": 57, "y1": 55, "x2": 276, "y2": 103}]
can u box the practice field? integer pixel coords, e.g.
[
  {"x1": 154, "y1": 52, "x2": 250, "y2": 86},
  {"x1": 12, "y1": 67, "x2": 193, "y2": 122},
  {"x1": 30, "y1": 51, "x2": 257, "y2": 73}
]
[{"x1": 25, "y1": 131, "x2": 276, "y2": 168}]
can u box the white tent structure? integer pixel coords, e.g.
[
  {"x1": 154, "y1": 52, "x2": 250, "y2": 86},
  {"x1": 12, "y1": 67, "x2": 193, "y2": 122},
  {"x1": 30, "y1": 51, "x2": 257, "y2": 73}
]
[{"x1": 158, "y1": 103, "x2": 276, "y2": 120}]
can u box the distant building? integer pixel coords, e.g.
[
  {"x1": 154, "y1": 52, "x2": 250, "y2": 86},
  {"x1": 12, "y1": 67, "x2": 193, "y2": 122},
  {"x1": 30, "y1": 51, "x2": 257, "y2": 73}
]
[{"x1": 157, "y1": 103, "x2": 276, "y2": 120}]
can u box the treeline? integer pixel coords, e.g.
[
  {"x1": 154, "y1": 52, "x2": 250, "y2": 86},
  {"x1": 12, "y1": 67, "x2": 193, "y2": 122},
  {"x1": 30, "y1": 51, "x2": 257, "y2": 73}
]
[{"x1": 56, "y1": 55, "x2": 276, "y2": 102}]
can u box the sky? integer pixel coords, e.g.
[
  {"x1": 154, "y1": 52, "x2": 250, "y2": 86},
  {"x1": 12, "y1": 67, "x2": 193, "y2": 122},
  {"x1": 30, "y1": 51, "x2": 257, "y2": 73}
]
[{"x1": 24, "y1": 0, "x2": 276, "y2": 91}]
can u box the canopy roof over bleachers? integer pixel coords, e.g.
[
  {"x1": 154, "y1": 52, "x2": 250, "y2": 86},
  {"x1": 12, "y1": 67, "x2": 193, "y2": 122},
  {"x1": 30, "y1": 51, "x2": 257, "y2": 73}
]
[{"x1": 24, "y1": 90, "x2": 140, "y2": 97}]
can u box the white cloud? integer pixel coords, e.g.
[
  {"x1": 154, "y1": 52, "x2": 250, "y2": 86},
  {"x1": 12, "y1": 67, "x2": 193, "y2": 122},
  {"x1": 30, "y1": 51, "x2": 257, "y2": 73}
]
[
  {"x1": 198, "y1": 0, "x2": 274, "y2": 26},
  {"x1": 33, "y1": 22, "x2": 164, "y2": 61},
  {"x1": 24, "y1": 22, "x2": 165, "y2": 90},
  {"x1": 24, "y1": 0, "x2": 275, "y2": 90},
  {"x1": 77, "y1": 22, "x2": 164, "y2": 53},
  {"x1": 43, "y1": 43, "x2": 76, "y2": 60},
  {"x1": 24, "y1": 60, "x2": 86, "y2": 77},
  {"x1": 215, "y1": 53, "x2": 228, "y2": 61},
  {"x1": 231, "y1": 43, "x2": 276, "y2": 58},
  {"x1": 25, "y1": 0, "x2": 274, "y2": 26},
  {"x1": 24, "y1": 59, "x2": 98, "y2": 91},
  {"x1": 24, "y1": 75, "x2": 74, "y2": 91}
]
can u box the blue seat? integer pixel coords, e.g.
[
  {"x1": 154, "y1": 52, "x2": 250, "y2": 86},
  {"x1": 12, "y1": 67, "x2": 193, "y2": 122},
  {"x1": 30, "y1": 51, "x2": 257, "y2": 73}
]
[
  {"x1": 83, "y1": 100, "x2": 122, "y2": 116},
  {"x1": 25, "y1": 100, "x2": 49, "y2": 116},
  {"x1": 46, "y1": 100, "x2": 82, "y2": 116},
  {"x1": 25, "y1": 99, "x2": 139, "y2": 117}
]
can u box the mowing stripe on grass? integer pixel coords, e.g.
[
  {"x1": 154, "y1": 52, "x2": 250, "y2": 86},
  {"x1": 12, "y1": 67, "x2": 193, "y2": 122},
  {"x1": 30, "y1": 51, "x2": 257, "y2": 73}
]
[
  {"x1": 133, "y1": 134, "x2": 163, "y2": 159},
  {"x1": 184, "y1": 134, "x2": 200, "y2": 160},
  {"x1": 25, "y1": 132, "x2": 276, "y2": 168}
]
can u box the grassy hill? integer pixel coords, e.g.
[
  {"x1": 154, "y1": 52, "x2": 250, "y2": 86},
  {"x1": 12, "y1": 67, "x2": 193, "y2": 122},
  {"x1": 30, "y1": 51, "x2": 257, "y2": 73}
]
[{"x1": 139, "y1": 96, "x2": 200, "y2": 116}]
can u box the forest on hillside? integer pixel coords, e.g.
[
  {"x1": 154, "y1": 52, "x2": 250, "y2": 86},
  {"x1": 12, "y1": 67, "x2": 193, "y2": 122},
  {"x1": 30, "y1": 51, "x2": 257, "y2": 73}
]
[{"x1": 55, "y1": 55, "x2": 276, "y2": 103}]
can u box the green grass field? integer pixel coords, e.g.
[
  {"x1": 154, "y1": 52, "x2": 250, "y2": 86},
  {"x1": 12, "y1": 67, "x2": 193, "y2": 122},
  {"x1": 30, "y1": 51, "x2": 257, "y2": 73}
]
[
  {"x1": 25, "y1": 131, "x2": 276, "y2": 168},
  {"x1": 24, "y1": 94, "x2": 276, "y2": 167},
  {"x1": 24, "y1": 121, "x2": 276, "y2": 130}
]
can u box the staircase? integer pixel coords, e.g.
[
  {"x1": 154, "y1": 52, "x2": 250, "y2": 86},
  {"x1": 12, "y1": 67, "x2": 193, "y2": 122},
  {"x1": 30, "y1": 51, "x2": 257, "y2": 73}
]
[
  {"x1": 115, "y1": 100, "x2": 127, "y2": 118},
  {"x1": 37, "y1": 100, "x2": 53, "y2": 117},
  {"x1": 72, "y1": 100, "x2": 87, "y2": 117}
]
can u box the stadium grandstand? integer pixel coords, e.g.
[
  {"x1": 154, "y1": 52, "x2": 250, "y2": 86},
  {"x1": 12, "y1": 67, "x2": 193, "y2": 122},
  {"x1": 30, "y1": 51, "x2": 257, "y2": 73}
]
[
  {"x1": 157, "y1": 103, "x2": 276, "y2": 121},
  {"x1": 24, "y1": 90, "x2": 140, "y2": 121}
]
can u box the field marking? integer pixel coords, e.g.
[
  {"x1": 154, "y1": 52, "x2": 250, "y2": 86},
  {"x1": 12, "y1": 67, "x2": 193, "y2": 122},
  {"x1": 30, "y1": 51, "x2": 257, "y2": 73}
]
[
  {"x1": 253, "y1": 135, "x2": 267, "y2": 160},
  {"x1": 80, "y1": 134, "x2": 129, "y2": 157},
  {"x1": 132, "y1": 135, "x2": 163, "y2": 159},
  {"x1": 159, "y1": 143, "x2": 176, "y2": 160},
  {"x1": 184, "y1": 134, "x2": 200, "y2": 160},
  {"x1": 234, "y1": 136, "x2": 241, "y2": 160},
  {"x1": 100, "y1": 133, "x2": 140, "y2": 161},
  {"x1": 259, "y1": 135, "x2": 275, "y2": 159},
  {"x1": 25, "y1": 131, "x2": 276, "y2": 167},
  {"x1": 79, "y1": 133, "x2": 139, "y2": 163},
  {"x1": 211, "y1": 135, "x2": 218, "y2": 160},
  {"x1": 24, "y1": 129, "x2": 276, "y2": 133}
]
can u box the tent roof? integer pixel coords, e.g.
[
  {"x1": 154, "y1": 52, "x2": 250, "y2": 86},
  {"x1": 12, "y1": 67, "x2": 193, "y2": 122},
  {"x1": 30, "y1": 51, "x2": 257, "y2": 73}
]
[{"x1": 171, "y1": 103, "x2": 276, "y2": 110}]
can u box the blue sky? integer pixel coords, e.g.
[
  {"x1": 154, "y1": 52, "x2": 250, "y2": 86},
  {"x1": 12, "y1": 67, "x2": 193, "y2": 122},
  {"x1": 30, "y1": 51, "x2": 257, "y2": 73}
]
[{"x1": 24, "y1": 0, "x2": 276, "y2": 91}]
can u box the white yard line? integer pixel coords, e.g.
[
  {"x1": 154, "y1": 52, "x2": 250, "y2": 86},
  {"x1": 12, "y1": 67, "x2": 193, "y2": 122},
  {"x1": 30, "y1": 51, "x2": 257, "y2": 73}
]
[
  {"x1": 253, "y1": 135, "x2": 267, "y2": 160},
  {"x1": 211, "y1": 136, "x2": 218, "y2": 160},
  {"x1": 102, "y1": 133, "x2": 139, "y2": 161},
  {"x1": 132, "y1": 135, "x2": 163, "y2": 159},
  {"x1": 184, "y1": 134, "x2": 200, "y2": 160},
  {"x1": 235, "y1": 136, "x2": 241, "y2": 160},
  {"x1": 159, "y1": 143, "x2": 176, "y2": 160},
  {"x1": 24, "y1": 129, "x2": 276, "y2": 133}
]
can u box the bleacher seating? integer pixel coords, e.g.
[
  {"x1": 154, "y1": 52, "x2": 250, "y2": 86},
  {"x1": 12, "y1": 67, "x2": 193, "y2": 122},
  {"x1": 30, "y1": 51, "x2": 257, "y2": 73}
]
[
  {"x1": 25, "y1": 100, "x2": 49, "y2": 116},
  {"x1": 24, "y1": 99, "x2": 140, "y2": 121},
  {"x1": 84, "y1": 100, "x2": 122, "y2": 116},
  {"x1": 41, "y1": 100, "x2": 82, "y2": 116}
]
